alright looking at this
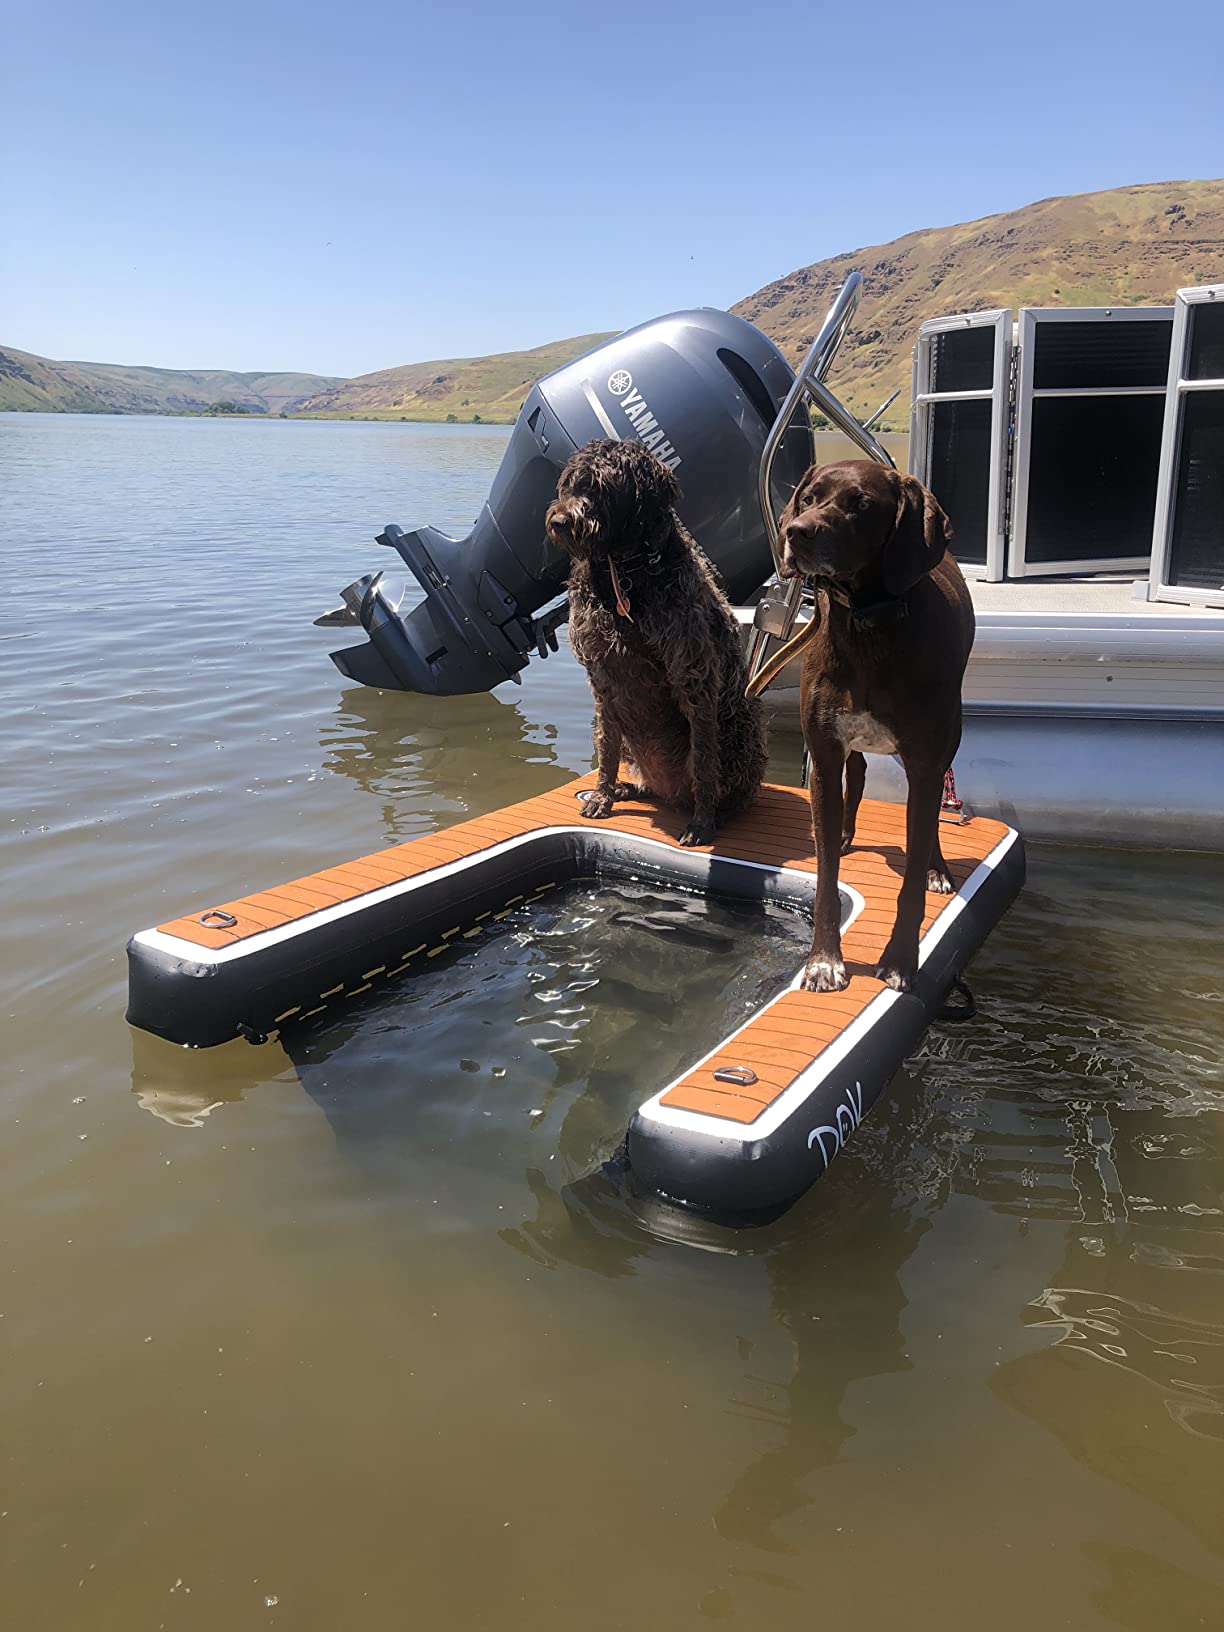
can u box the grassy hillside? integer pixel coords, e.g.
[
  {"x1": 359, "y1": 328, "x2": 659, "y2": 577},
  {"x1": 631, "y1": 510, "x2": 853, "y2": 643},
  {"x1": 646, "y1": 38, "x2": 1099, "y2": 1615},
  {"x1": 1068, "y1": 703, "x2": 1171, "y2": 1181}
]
[
  {"x1": 0, "y1": 347, "x2": 115, "y2": 412},
  {"x1": 292, "y1": 332, "x2": 617, "y2": 422},
  {"x1": 733, "y1": 179, "x2": 1224, "y2": 427},
  {"x1": 0, "y1": 350, "x2": 342, "y2": 414},
  {"x1": 294, "y1": 181, "x2": 1224, "y2": 427}
]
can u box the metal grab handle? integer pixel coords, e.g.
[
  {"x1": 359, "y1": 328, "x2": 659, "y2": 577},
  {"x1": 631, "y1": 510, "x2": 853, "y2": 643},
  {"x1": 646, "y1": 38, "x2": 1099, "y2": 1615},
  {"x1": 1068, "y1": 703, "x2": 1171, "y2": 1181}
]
[
  {"x1": 757, "y1": 271, "x2": 898, "y2": 566},
  {"x1": 747, "y1": 272, "x2": 899, "y2": 692}
]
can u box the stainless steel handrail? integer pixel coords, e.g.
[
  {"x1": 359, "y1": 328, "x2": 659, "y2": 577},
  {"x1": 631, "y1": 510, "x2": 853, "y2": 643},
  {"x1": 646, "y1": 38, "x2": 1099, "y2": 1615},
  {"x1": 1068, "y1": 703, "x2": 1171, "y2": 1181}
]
[
  {"x1": 862, "y1": 387, "x2": 901, "y2": 431},
  {"x1": 746, "y1": 272, "x2": 899, "y2": 687},
  {"x1": 757, "y1": 271, "x2": 897, "y2": 564}
]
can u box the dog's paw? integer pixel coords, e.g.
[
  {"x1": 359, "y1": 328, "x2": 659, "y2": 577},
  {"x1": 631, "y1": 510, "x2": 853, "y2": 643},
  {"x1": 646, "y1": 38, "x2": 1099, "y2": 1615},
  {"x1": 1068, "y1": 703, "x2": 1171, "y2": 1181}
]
[
  {"x1": 610, "y1": 781, "x2": 648, "y2": 801},
  {"x1": 926, "y1": 867, "x2": 955, "y2": 895},
  {"x1": 874, "y1": 942, "x2": 917, "y2": 991},
  {"x1": 840, "y1": 833, "x2": 855, "y2": 856},
  {"x1": 581, "y1": 791, "x2": 614, "y2": 821},
  {"x1": 679, "y1": 820, "x2": 715, "y2": 848},
  {"x1": 801, "y1": 955, "x2": 849, "y2": 993}
]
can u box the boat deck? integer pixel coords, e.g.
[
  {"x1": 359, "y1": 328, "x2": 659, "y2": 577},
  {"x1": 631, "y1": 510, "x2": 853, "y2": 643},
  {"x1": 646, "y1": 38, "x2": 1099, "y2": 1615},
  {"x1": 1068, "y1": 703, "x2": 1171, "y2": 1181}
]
[
  {"x1": 153, "y1": 778, "x2": 1013, "y2": 1128},
  {"x1": 965, "y1": 573, "x2": 1223, "y2": 618}
]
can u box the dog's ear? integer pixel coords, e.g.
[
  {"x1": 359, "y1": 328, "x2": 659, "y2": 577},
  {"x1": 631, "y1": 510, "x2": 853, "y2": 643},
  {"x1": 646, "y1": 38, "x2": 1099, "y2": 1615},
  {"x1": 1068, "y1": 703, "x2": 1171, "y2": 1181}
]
[
  {"x1": 777, "y1": 467, "x2": 817, "y2": 537},
  {"x1": 545, "y1": 495, "x2": 595, "y2": 553},
  {"x1": 883, "y1": 474, "x2": 951, "y2": 596},
  {"x1": 650, "y1": 457, "x2": 679, "y2": 509},
  {"x1": 642, "y1": 456, "x2": 680, "y2": 546}
]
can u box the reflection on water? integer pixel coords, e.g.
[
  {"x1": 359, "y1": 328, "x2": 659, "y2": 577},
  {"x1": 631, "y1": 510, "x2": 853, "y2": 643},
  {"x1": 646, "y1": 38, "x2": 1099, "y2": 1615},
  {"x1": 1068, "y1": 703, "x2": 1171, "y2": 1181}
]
[
  {"x1": 4, "y1": 413, "x2": 1224, "y2": 1631},
  {"x1": 321, "y1": 682, "x2": 582, "y2": 841},
  {"x1": 1020, "y1": 1282, "x2": 1224, "y2": 1441}
]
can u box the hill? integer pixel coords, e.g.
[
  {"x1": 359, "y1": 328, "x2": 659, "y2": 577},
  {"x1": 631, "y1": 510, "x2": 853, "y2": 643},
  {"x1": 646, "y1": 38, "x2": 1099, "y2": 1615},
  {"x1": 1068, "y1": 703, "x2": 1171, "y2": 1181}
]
[
  {"x1": 0, "y1": 349, "x2": 342, "y2": 415},
  {"x1": 733, "y1": 178, "x2": 1224, "y2": 425},
  {"x1": 291, "y1": 181, "x2": 1224, "y2": 427},
  {"x1": 0, "y1": 347, "x2": 114, "y2": 413},
  {"x1": 292, "y1": 332, "x2": 617, "y2": 422}
]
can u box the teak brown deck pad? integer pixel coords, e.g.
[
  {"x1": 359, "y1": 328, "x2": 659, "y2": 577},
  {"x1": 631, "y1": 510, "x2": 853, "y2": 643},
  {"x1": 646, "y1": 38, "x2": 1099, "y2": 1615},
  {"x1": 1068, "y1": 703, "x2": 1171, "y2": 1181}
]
[{"x1": 127, "y1": 778, "x2": 1024, "y2": 1218}]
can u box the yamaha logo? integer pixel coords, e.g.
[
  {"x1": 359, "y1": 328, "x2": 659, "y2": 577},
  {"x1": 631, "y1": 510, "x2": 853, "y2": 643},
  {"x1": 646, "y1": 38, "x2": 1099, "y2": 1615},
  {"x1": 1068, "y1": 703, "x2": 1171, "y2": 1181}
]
[{"x1": 603, "y1": 370, "x2": 682, "y2": 470}]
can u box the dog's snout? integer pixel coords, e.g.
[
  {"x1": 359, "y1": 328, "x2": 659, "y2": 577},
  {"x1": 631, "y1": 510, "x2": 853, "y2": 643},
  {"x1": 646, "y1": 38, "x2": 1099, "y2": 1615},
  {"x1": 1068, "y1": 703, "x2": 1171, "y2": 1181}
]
[
  {"x1": 779, "y1": 514, "x2": 822, "y2": 577},
  {"x1": 546, "y1": 494, "x2": 592, "y2": 552}
]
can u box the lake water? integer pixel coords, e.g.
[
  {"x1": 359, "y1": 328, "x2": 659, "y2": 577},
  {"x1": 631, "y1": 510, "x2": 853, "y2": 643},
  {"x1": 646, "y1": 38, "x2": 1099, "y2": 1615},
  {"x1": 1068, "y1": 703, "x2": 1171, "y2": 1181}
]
[{"x1": 2, "y1": 412, "x2": 1223, "y2": 1631}]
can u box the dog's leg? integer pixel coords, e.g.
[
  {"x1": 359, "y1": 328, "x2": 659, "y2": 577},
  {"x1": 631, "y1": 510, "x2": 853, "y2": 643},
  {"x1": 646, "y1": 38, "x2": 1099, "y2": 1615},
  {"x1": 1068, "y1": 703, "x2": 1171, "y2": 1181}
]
[
  {"x1": 802, "y1": 741, "x2": 849, "y2": 992},
  {"x1": 582, "y1": 699, "x2": 622, "y2": 821},
  {"x1": 841, "y1": 751, "x2": 866, "y2": 855},
  {"x1": 927, "y1": 830, "x2": 955, "y2": 895},
  {"x1": 926, "y1": 734, "x2": 960, "y2": 892},
  {"x1": 677, "y1": 698, "x2": 722, "y2": 847},
  {"x1": 875, "y1": 761, "x2": 944, "y2": 990},
  {"x1": 609, "y1": 758, "x2": 654, "y2": 802}
]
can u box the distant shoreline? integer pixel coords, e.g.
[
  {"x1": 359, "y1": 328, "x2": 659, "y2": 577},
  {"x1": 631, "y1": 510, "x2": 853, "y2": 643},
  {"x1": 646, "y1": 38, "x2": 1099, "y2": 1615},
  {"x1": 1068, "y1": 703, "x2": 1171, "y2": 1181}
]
[
  {"x1": 0, "y1": 406, "x2": 520, "y2": 426},
  {"x1": 1, "y1": 409, "x2": 913, "y2": 443},
  {"x1": 0, "y1": 407, "x2": 913, "y2": 434}
]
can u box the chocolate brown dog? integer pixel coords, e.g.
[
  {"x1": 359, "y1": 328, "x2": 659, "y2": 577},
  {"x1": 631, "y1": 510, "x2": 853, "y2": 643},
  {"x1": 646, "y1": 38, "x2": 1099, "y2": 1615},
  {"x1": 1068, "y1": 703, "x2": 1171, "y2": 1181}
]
[
  {"x1": 545, "y1": 439, "x2": 766, "y2": 846},
  {"x1": 778, "y1": 459, "x2": 974, "y2": 993}
]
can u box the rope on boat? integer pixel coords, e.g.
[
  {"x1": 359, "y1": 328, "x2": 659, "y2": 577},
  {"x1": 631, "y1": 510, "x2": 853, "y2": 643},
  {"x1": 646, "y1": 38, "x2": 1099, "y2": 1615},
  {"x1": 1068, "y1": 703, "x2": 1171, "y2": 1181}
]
[
  {"x1": 935, "y1": 978, "x2": 977, "y2": 1024},
  {"x1": 744, "y1": 607, "x2": 822, "y2": 700}
]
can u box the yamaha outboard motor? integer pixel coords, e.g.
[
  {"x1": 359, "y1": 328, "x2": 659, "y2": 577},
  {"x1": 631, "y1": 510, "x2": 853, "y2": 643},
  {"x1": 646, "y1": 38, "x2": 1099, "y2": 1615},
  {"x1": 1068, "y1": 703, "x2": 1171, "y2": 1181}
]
[{"x1": 324, "y1": 309, "x2": 813, "y2": 695}]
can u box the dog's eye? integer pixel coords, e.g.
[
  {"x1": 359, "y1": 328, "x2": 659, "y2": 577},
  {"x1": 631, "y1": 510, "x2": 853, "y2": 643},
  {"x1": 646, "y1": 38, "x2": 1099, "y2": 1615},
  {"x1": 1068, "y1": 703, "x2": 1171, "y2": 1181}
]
[{"x1": 857, "y1": 494, "x2": 872, "y2": 513}]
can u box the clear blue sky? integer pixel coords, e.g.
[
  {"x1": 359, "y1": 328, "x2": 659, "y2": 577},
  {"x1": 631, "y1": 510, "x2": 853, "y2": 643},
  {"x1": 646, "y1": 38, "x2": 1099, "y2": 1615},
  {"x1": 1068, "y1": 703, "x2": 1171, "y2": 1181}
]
[{"x1": 4, "y1": 0, "x2": 1221, "y2": 376}]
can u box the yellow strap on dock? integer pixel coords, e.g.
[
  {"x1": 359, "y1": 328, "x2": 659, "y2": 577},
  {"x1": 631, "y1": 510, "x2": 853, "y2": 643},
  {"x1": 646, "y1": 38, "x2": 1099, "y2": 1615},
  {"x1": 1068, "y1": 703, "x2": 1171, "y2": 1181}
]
[{"x1": 745, "y1": 604, "x2": 822, "y2": 700}]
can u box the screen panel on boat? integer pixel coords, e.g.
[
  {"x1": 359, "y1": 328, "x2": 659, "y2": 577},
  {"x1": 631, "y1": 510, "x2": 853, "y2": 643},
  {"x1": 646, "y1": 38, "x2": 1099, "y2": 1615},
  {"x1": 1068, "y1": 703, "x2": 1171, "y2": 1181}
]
[
  {"x1": 1023, "y1": 393, "x2": 1166, "y2": 565},
  {"x1": 1031, "y1": 318, "x2": 1172, "y2": 389},
  {"x1": 927, "y1": 398, "x2": 991, "y2": 565},
  {"x1": 1187, "y1": 299, "x2": 1224, "y2": 381},
  {"x1": 1167, "y1": 391, "x2": 1224, "y2": 590},
  {"x1": 1152, "y1": 288, "x2": 1224, "y2": 601},
  {"x1": 910, "y1": 310, "x2": 1009, "y2": 574},
  {"x1": 930, "y1": 325, "x2": 995, "y2": 394},
  {"x1": 1011, "y1": 309, "x2": 1173, "y2": 575}
]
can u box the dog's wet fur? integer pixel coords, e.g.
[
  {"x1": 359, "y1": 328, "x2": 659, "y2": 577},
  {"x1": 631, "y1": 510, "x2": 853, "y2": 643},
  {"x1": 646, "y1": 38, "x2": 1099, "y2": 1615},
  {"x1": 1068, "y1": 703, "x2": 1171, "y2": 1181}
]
[
  {"x1": 778, "y1": 459, "x2": 974, "y2": 994},
  {"x1": 546, "y1": 439, "x2": 766, "y2": 846}
]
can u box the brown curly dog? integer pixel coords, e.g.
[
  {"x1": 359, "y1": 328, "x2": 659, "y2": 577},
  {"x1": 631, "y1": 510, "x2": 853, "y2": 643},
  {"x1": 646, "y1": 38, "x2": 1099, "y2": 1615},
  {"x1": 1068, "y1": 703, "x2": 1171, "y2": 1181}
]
[{"x1": 545, "y1": 439, "x2": 766, "y2": 846}]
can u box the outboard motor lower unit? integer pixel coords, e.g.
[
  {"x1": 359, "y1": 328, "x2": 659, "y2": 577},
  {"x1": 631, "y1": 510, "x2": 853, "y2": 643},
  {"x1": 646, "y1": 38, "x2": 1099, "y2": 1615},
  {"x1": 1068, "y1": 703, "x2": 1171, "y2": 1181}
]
[{"x1": 326, "y1": 309, "x2": 813, "y2": 695}]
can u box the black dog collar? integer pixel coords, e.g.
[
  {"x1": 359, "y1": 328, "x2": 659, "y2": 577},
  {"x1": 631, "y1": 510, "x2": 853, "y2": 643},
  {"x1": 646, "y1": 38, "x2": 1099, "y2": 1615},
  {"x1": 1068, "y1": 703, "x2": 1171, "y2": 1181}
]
[
  {"x1": 611, "y1": 546, "x2": 664, "y2": 574},
  {"x1": 601, "y1": 513, "x2": 720, "y2": 598},
  {"x1": 821, "y1": 581, "x2": 909, "y2": 629}
]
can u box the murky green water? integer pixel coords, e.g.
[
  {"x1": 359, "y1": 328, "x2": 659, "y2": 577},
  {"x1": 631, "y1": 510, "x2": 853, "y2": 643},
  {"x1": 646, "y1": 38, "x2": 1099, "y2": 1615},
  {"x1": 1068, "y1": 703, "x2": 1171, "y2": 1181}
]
[
  {"x1": 2, "y1": 414, "x2": 1222, "y2": 1631},
  {"x1": 284, "y1": 877, "x2": 812, "y2": 1208}
]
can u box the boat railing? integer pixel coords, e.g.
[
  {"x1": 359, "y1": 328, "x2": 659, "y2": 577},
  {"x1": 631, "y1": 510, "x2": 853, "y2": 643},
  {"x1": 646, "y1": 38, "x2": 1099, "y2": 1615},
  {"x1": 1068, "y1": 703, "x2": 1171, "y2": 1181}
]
[{"x1": 747, "y1": 271, "x2": 897, "y2": 682}]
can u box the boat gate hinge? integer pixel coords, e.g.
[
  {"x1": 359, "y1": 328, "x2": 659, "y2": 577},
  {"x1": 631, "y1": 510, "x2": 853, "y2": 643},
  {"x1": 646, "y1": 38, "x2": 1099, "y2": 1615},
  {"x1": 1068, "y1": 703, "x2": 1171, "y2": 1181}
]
[{"x1": 1000, "y1": 342, "x2": 1021, "y2": 549}]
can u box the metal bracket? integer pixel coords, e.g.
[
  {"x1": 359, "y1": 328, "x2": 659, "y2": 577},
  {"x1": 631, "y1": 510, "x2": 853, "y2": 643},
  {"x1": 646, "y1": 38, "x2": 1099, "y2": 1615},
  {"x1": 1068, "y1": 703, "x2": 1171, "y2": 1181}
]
[
  {"x1": 527, "y1": 596, "x2": 569, "y2": 660},
  {"x1": 713, "y1": 1066, "x2": 759, "y2": 1086}
]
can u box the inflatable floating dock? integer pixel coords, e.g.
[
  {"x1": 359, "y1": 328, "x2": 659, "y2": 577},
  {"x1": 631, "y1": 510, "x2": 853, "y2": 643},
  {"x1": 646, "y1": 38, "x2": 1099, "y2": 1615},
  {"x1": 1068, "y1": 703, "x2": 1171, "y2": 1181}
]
[{"x1": 127, "y1": 780, "x2": 1023, "y2": 1218}]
